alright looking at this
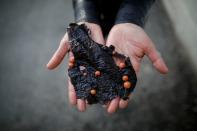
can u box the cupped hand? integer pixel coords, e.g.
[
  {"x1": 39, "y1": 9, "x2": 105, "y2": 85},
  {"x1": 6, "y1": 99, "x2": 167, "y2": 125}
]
[
  {"x1": 47, "y1": 22, "x2": 105, "y2": 112},
  {"x1": 105, "y1": 23, "x2": 169, "y2": 113},
  {"x1": 47, "y1": 22, "x2": 168, "y2": 114}
]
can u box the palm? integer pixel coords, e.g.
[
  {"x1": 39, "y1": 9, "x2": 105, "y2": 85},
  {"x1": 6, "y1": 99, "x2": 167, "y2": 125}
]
[
  {"x1": 107, "y1": 23, "x2": 168, "y2": 73},
  {"x1": 107, "y1": 34, "x2": 143, "y2": 72}
]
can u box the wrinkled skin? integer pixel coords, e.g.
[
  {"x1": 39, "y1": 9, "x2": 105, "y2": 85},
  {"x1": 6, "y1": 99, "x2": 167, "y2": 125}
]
[{"x1": 67, "y1": 23, "x2": 137, "y2": 104}]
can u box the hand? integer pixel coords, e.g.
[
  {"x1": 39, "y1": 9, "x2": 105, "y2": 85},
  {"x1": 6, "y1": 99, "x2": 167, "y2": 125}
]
[
  {"x1": 105, "y1": 23, "x2": 169, "y2": 113},
  {"x1": 47, "y1": 22, "x2": 105, "y2": 112}
]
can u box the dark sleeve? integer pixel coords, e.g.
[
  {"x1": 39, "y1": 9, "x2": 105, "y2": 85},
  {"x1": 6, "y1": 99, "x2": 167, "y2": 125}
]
[
  {"x1": 72, "y1": 0, "x2": 100, "y2": 24},
  {"x1": 115, "y1": 0, "x2": 155, "y2": 27}
]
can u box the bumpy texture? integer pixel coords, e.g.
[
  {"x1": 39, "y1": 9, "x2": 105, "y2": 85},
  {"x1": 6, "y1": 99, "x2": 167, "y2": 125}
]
[{"x1": 67, "y1": 23, "x2": 137, "y2": 104}]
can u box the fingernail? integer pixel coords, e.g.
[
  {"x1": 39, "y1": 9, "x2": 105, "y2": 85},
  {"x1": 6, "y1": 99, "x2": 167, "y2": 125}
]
[{"x1": 77, "y1": 100, "x2": 86, "y2": 112}]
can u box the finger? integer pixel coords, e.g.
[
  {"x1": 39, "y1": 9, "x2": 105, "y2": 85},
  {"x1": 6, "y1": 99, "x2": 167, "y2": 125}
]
[
  {"x1": 47, "y1": 33, "x2": 69, "y2": 70},
  {"x1": 77, "y1": 99, "x2": 86, "y2": 112},
  {"x1": 145, "y1": 44, "x2": 168, "y2": 74},
  {"x1": 68, "y1": 51, "x2": 74, "y2": 63},
  {"x1": 85, "y1": 100, "x2": 89, "y2": 108},
  {"x1": 107, "y1": 97, "x2": 120, "y2": 114},
  {"x1": 130, "y1": 56, "x2": 140, "y2": 73},
  {"x1": 68, "y1": 52, "x2": 77, "y2": 105},
  {"x1": 119, "y1": 99, "x2": 129, "y2": 109},
  {"x1": 68, "y1": 79, "x2": 77, "y2": 105},
  {"x1": 119, "y1": 93, "x2": 133, "y2": 109},
  {"x1": 68, "y1": 51, "x2": 86, "y2": 111}
]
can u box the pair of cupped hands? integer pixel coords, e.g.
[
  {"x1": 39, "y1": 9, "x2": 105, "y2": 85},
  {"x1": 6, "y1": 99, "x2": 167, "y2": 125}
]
[{"x1": 46, "y1": 22, "x2": 168, "y2": 114}]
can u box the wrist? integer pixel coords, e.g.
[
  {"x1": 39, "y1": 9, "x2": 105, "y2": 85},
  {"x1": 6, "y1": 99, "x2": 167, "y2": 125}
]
[
  {"x1": 115, "y1": 5, "x2": 145, "y2": 27},
  {"x1": 115, "y1": 0, "x2": 155, "y2": 27},
  {"x1": 112, "y1": 23, "x2": 143, "y2": 31},
  {"x1": 73, "y1": 0, "x2": 100, "y2": 25}
]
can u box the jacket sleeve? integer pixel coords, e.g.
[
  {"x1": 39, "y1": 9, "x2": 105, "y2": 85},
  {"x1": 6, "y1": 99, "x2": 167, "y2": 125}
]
[
  {"x1": 115, "y1": 0, "x2": 155, "y2": 27},
  {"x1": 72, "y1": 0, "x2": 100, "y2": 24}
]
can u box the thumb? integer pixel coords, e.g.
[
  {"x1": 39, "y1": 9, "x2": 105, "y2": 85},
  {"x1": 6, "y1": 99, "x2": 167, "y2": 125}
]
[{"x1": 47, "y1": 33, "x2": 70, "y2": 69}]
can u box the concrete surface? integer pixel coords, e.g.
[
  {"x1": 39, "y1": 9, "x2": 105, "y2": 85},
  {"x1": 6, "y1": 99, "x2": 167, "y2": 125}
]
[
  {"x1": 162, "y1": 0, "x2": 197, "y2": 72},
  {"x1": 0, "y1": 0, "x2": 197, "y2": 131}
]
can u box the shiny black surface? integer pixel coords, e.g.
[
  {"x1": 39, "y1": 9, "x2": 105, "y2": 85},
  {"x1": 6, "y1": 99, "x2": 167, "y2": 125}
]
[{"x1": 73, "y1": 0, "x2": 155, "y2": 33}]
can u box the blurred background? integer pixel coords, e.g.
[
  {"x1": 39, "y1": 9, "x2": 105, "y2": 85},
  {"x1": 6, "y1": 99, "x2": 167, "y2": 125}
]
[{"x1": 0, "y1": 0, "x2": 197, "y2": 131}]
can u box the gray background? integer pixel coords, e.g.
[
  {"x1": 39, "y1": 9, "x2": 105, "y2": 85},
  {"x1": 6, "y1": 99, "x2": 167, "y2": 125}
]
[{"x1": 0, "y1": 0, "x2": 196, "y2": 131}]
